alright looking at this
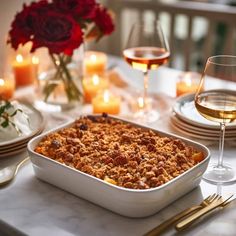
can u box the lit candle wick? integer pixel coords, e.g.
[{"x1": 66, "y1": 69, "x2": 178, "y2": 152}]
[
  {"x1": 92, "y1": 75, "x2": 100, "y2": 85},
  {"x1": 185, "y1": 77, "x2": 192, "y2": 87},
  {"x1": 32, "y1": 56, "x2": 39, "y2": 65},
  {"x1": 90, "y1": 54, "x2": 97, "y2": 62},
  {"x1": 0, "y1": 78, "x2": 5, "y2": 86},
  {"x1": 16, "y1": 54, "x2": 23, "y2": 63},
  {"x1": 137, "y1": 97, "x2": 144, "y2": 109},
  {"x1": 103, "y1": 90, "x2": 110, "y2": 103}
]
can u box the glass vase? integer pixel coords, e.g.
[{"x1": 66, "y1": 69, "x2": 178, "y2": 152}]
[{"x1": 35, "y1": 45, "x2": 84, "y2": 112}]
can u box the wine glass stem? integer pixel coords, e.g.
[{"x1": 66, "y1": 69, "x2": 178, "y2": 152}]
[
  {"x1": 217, "y1": 122, "x2": 226, "y2": 168},
  {"x1": 143, "y1": 71, "x2": 149, "y2": 111}
]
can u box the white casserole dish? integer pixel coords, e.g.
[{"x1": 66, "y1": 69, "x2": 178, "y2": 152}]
[{"x1": 28, "y1": 116, "x2": 210, "y2": 218}]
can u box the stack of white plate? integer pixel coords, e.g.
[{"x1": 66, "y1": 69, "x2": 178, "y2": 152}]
[
  {"x1": 171, "y1": 94, "x2": 236, "y2": 141},
  {"x1": 0, "y1": 103, "x2": 45, "y2": 158}
]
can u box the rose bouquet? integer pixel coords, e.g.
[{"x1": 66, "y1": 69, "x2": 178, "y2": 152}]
[{"x1": 8, "y1": 0, "x2": 114, "y2": 105}]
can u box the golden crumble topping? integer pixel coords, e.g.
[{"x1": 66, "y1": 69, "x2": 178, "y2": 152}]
[{"x1": 34, "y1": 114, "x2": 204, "y2": 189}]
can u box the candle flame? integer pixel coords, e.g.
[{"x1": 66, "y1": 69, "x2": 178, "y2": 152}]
[
  {"x1": 16, "y1": 54, "x2": 23, "y2": 63},
  {"x1": 184, "y1": 73, "x2": 193, "y2": 87},
  {"x1": 137, "y1": 97, "x2": 144, "y2": 109},
  {"x1": 103, "y1": 90, "x2": 110, "y2": 103},
  {"x1": 0, "y1": 78, "x2": 5, "y2": 86},
  {"x1": 92, "y1": 75, "x2": 100, "y2": 85},
  {"x1": 32, "y1": 56, "x2": 39, "y2": 64},
  {"x1": 90, "y1": 54, "x2": 97, "y2": 62}
]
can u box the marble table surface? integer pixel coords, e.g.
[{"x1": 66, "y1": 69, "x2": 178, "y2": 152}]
[{"x1": 0, "y1": 57, "x2": 236, "y2": 236}]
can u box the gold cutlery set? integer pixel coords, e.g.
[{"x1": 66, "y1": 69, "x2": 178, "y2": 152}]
[{"x1": 144, "y1": 194, "x2": 234, "y2": 236}]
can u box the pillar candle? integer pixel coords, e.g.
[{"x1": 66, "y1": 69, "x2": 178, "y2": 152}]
[
  {"x1": 83, "y1": 74, "x2": 109, "y2": 103},
  {"x1": 12, "y1": 54, "x2": 35, "y2": 87},
  {"x1": 92, "y1": 90, "x2": 121, "y2": 115},
  {"x1": 0, "y1": 78, "x2": 15, "y2": 100},
  {"x1": 176, "y1": 72, "x2": 200, "y2": 97},
  {"x1": 85, "y1": 51, "x2": 107, "y2": 75}
]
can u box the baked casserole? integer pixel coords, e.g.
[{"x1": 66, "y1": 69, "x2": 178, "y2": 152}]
[{"x1": 35, "y1": 114, "x2": 204, "y2": 189}]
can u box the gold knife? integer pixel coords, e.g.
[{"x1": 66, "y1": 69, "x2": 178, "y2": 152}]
[
  {"x1": 143, "y1": 206, "x2": 201, "y2": 236},
  {"x1": 143, "y1": 194, "x2": 217, "y2": 236},
  {"x1": 175, "y1": 195, "x2": 233, "y2": 231}
]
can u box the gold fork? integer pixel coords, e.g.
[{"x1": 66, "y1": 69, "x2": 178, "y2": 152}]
[
  {"x1": 144, "y1": 194, "x2": 218, "y2": 236},
  {"x1": 176, "y1": 194, "x2": 234, "y2": 231}
]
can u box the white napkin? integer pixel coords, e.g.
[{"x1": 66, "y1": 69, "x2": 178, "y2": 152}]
[{"x1": 0, "y1": 102, "x2": 32, "y2": 141}]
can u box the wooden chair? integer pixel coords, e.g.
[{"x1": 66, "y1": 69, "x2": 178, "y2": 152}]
[{"x1": 90, "y1": 0, "x2": 236, "y2": 72}]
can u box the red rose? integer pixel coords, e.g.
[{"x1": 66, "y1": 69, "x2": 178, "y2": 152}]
[
  {"x1": 8, "y1": 0, "x2": 52, "y2": 49},
  {"x1": 31, "y1": 11, "x2": 83, "y2": 55},
  {"x1": 8, "y1": 0, "x2": 114, "y2": 55},
  {"x1": 92, "y1": 5, "x2": 114, "y2": 35},
  {"x1": 53, "y1": 0, "x2": 96, "y2": 19}
]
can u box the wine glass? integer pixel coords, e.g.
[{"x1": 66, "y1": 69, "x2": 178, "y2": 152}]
[
  {"x1": 123, "y1": 20, "x2": 170, "y2": 123},
  {"x1": 195, "y1": 55, "x2": 236, "y2": 184}
]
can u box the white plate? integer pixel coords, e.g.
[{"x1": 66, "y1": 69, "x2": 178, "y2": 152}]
[
  {"x1": 0, "y1": 128, "x2": 43, "y2": 150},
  {"x1": 0, "y1": 142, "x2": 27, "y2": 152},
  {"x1": 0, "y1": 129, "x2": 42, "y2": 151},
  {"x1": 0, "y1": 146, "x2": 27, "y2": 158},
  {"x1": 0, "y1": 130, "x2": 44, "y2": 158},
  {"x1": 173, "y1": 94, "x2": 236, "y2": 129},
  {"x1": 0, "y1": 102, "x2": 45, "y2": 147},
  {"x1": 170, "y1": 122, "x2": 219, "y2": 141},
  {"x1": 170, "y1": 118, "x2": 236, "y2": 141},
  {"x1": 171, "y1": 115, "x2": 236, "y2": 137}
]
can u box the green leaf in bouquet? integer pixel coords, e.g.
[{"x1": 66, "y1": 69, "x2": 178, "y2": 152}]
[{"x1": 43, "y1": 83, "x2": 59, "y2": 102}]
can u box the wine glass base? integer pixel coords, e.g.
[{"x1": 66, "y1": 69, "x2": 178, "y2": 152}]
[
  {"x1": 130, "y1": 96, "x2": 160, "y2": 123},
  {"x1": 203, "y1": 164, "x2": 236, "y2": 185},
  {"x1": 133, "y1": 109, "x2": 160, "y2": 123}
]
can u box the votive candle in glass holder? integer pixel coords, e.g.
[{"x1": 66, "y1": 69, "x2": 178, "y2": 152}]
[
  {"x1": 92, "y1": 90, "x2": 121, "y2": 115},
  {"x1": 82, "y1": 74, "x2": 109, "y2": 103},
  {"x1": 84, "y1": 51, "x2": 107, "y2": 75},
  {"x1": 129, "y1": 93, "x2": 153, "y2": 117},
  {"x1": 0, "y1": 77, "x2": 15, "y2": 100},
  {"x1": 176, "y1": 72, "x2": 201, "y2": 97}
]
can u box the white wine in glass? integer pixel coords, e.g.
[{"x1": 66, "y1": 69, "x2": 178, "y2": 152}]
[
  {"x1": 123, "y1": 20, "x2": 170, "y2": 123},
  {"x1": 195, "y1": 55, "x2": 236, "y2": 184}
]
